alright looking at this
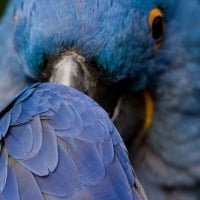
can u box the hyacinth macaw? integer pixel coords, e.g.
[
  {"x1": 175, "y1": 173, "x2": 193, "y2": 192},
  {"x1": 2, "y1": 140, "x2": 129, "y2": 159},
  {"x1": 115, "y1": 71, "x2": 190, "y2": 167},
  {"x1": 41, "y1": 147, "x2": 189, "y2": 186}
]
[
  {"x1": 1, "y1": 0, "x2": 200, "y2": 199},
  {"x1": 0, "y1": 0, "x2": 146, "y2": 142}
]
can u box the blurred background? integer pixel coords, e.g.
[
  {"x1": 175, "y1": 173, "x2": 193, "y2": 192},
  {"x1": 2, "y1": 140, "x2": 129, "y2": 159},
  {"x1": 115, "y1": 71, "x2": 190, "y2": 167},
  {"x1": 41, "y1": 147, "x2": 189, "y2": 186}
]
[{"x1": 0, "y1": 0, "x2": 8, "y2": 17}]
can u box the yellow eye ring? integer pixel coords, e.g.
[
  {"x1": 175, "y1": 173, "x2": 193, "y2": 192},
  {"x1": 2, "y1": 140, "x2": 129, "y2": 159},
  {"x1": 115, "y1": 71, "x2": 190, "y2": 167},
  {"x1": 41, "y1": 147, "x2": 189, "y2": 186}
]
[
  {"x1": 148, "y1": 8, "x2": 164, "y2": 28},
  {"x1": 148, "y1": 8, "x2": 165, "y2": 48}
]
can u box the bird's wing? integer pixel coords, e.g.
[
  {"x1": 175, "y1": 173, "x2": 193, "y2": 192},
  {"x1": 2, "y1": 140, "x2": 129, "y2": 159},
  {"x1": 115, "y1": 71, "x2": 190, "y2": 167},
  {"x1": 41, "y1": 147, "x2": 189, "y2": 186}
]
[{"x1": 0, "y1": 83, "x2": 146, "y2": 200}]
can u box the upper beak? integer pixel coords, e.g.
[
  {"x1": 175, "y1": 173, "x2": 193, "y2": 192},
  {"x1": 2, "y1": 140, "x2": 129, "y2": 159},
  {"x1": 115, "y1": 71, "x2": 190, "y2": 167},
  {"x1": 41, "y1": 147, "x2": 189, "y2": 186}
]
[{"x1": 47, "y1": 50, "x2": 121, "y2": 114}]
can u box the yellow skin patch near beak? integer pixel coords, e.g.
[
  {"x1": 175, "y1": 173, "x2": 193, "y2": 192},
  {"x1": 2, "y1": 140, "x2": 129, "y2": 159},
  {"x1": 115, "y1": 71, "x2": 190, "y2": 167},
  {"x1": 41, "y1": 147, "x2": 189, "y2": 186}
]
[
  {"x1": 155, "y1": 41, "x2": 162, "y2": 49},
  {"x1": 142, "y1": 89, "x2": 154, "y2": 132},
  {"x1": 127, "y1": 89, "x2": 154, "y2": 153}
]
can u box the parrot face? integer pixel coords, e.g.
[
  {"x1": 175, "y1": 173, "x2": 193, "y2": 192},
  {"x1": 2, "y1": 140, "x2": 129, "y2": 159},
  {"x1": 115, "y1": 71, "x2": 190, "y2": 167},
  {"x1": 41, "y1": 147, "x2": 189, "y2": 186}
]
[
  {"x1": 10, "y1": 0, "x2": 174, "y2": 131},
  {"x1": 13, "y1": 0, "x2": 178, "y2": 88}
]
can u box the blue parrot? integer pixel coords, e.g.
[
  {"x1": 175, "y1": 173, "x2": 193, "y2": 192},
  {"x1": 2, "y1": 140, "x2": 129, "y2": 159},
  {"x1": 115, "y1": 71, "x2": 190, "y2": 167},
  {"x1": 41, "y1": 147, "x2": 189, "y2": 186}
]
[
  {"x1": 1, "y1": 0, "x2": 200, "y2": 199},
  {"x1": 0, "y1": 82, "x2": 147, "y2": 199}
]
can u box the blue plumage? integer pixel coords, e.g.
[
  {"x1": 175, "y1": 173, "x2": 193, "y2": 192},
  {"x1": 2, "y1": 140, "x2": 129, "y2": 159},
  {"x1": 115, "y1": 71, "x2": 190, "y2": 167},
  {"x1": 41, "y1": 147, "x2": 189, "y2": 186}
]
[
  {"x1": 0, "y1": 83, "x2": 145, "y2": 199},
  {"x1": 1, "y1": 0, "x2": 200, "y2": 199},
  {"x1": 13, "y1": 0, "x2": 171, "y2": 84},
  {"x1": 0, "y1": 0, "x2": 34, "y2": 111}
]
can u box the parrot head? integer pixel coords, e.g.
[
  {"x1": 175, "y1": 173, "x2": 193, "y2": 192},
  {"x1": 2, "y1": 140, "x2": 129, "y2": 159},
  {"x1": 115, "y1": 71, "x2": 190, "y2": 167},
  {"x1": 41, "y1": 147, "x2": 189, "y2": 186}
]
[{"x1": 13, "y1": 0, "x2": 180, "y2": 90}]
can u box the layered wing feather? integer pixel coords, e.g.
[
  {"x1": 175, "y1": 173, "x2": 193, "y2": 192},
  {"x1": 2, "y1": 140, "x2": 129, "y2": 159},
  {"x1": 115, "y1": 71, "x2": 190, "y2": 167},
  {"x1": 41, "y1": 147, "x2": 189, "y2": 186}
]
[{"x1": 0, "y1": 83, "x2": 144, "y2": 200}]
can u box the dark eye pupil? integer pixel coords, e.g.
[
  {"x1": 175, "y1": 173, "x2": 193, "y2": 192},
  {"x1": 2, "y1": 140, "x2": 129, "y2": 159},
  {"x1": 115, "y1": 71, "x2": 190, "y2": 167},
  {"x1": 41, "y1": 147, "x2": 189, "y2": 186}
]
[{"x1": 152, "y1": 16, "x2": 164, "y2": 41}]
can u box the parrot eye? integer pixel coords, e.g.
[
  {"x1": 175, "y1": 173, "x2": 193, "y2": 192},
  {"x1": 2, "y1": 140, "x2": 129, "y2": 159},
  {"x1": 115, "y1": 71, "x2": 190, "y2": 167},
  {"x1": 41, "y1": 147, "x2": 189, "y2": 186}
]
[{"x1": 148, "y1": 8, "x2": 165, "y2": 48}]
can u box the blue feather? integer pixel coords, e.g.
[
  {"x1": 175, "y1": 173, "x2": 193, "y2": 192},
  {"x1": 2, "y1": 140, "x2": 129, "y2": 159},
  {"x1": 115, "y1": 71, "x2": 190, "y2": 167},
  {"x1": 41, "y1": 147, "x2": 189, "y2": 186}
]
[
  {"x1": 6, "y1": 123, "x2": 34, "y2": 160},
  {"x1": 77, "y1": 120, "x2": 110, "y2": 143},
  {"x1": 0, "y1": 113, "x2": 10, "y2": 139},
  {"x1": 20, "y1": 122, "x2": 58, "y2": 176},
  {"x1": 0, "y1": 167, "x2": 20, "y2": 200},
  {"x1": 68, "y1": 138, "x2": 106, "y2": 186},
  {"x1": 88, "y1": 156, "x2": 133, "y2": 200},
  {"x1": 101, "y1": 137, "x2": 115, "y2": 165},
  {"x1": 7, "y1": 117, "x2": 42, "y2": 161},
  {"x1": 49, "y1": 103, "x2": 80, "y2": 131},
  {"x1": 10, "y1": 104, "x2": 23, "y2": 125},
  {"x1": 36, "y1": 142, "x2": 80, "y2": 198},
  {"x1": 0, "y1": 149, "x2": 8, "y2": 193},
  {"x1": 10, "y1": 159, "x2": 43, "y2": 200}
]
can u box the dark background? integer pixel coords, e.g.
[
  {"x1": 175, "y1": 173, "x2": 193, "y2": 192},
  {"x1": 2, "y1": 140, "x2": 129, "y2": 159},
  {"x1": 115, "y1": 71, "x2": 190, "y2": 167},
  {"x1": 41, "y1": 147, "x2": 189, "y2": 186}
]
[{"x1": 0, "y1": 0, "x2": 8, "y2": 17}]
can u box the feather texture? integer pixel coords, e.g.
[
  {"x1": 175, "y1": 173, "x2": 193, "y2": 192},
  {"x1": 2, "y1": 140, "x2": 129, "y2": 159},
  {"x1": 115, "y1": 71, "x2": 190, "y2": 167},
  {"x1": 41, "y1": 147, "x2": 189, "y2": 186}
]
[{"x1": 0, "y1": 83, "x2": 144, "y2": 200}]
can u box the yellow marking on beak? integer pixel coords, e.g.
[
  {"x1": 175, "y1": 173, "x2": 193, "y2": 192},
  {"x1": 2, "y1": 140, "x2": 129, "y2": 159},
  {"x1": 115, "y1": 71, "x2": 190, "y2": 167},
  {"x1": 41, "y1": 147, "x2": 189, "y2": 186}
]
[
  {"x1": 142, "y1": 89, "x2": 154, "y2": 132},
  {"x1": 155, "y1": 42, "x2": 162, "y2": 49}
]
